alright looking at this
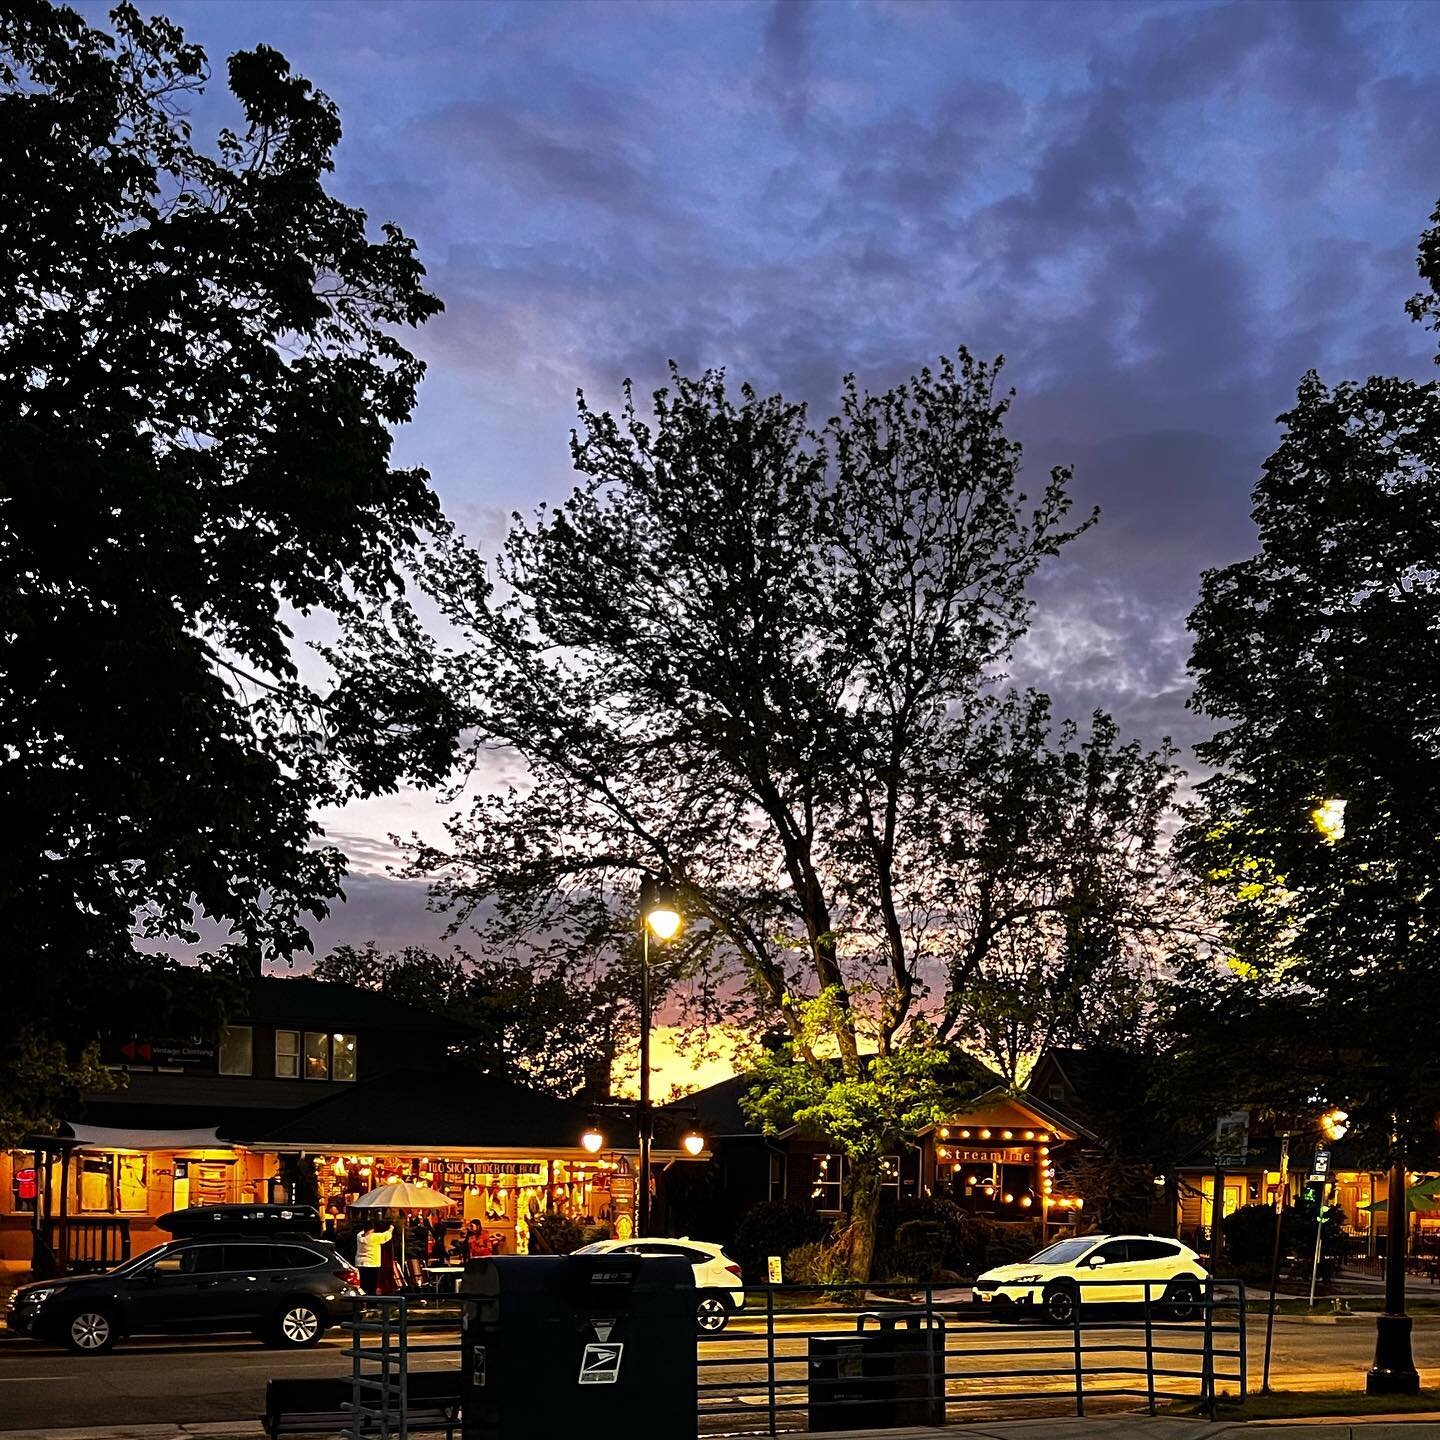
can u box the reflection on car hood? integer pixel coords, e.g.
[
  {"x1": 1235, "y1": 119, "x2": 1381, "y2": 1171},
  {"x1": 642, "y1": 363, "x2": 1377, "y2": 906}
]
[
  {"x1": 976, "y1": 1263, "x2": 1051, "y2": 1282},
  {"x1": 14, "y1": 1273, "x2": 101, "y2": 1300}
]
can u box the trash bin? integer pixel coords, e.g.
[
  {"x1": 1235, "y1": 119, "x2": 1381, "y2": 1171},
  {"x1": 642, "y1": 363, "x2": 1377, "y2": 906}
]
[
  {"x1": 807, "y1": 1314, "x2": 945, "y2": 1432},
  {"x1": 460, "y1": 1252, "x2": 696, "y2": 1440}
]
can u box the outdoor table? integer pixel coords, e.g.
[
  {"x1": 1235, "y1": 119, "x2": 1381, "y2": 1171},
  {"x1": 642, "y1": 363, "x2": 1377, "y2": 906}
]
[{"x1": 424, "y1": 1264, "x2": 464, "y2": 1293}]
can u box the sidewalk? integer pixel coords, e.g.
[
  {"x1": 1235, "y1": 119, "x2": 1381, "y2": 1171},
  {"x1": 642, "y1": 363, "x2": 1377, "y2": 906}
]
[{"x1": 6, "y1": 1418, "x2": 1440, "y2": 1440}]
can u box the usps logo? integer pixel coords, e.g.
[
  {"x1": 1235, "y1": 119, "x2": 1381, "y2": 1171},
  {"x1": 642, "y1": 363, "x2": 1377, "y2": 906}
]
[{"x1": 579, "y1": 1341, "x2": 624, "y2": 1384}]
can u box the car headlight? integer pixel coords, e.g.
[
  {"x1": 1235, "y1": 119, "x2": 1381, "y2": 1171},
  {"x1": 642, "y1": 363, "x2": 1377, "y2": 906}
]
[{"x1": 23, "y1": 1288, "x2": 55, "y2": 1305}]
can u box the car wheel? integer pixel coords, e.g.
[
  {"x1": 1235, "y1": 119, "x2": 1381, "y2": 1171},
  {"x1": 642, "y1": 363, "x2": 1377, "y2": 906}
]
[
  {"x1": 696, "y1": 1293, "x2": 730, "y2": 1333},
  {"x1": 1042, "y1": 1282, "x2": 1079, "y2": 1327},
  {"x1": 272, "y1": 1300, "x2": 325, "y2": 1348},
  {"x1": 64, "y1": 1308, "x2": 118, "y2": 1354},
  {"x1": 1162, "y1": 1280, "x2": 1201, "y2": 1322}
]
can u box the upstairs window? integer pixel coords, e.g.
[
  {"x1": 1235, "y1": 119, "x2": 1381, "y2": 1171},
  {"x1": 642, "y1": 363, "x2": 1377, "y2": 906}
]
[
  {"x1": 275, "y1": 1030, "x2": 300, "y2": 1079},
  {"x1": 218, "y1": 1025, "x2": 253, "y2": 1076},
  {"x1": 880, "y1": 1154, "x2": 902, "y2": 1197},
  {"x1": 303, "y1": 1031, "x2": 358, "y2": 1081}
]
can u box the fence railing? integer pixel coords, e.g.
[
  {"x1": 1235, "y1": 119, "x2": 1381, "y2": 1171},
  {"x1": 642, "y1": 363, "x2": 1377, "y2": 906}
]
[
  {"x1": 696, "y1": 1278, "x2": 1246, "y2": 1435},
  {"x1": 336, "y1": 1279, "x2": 1244, "y2": 1438}
]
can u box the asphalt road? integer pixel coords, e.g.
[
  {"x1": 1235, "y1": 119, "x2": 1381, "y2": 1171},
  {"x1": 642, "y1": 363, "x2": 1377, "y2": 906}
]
[{"x1": 1, "y1": 1313, "x2": 1436, "y2": 1432}]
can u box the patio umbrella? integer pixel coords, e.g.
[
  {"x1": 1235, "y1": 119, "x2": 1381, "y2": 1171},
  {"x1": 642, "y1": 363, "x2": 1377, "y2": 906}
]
[
  {"x1": 1360, "y1": 1176, "x2": 1440, "y2": 1213},
  {"x1": 349, "y1": 1181, "x2": 455, "y2": 1273}
]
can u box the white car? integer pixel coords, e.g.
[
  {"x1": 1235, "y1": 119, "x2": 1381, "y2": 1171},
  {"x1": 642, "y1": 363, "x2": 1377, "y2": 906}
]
[
  {"x1": 574, "y1": 1237, "x2": 746, "y2": 1331},
  {"x1": 973, "y1": 1233, "x2": 1209, "y2": 1324}
]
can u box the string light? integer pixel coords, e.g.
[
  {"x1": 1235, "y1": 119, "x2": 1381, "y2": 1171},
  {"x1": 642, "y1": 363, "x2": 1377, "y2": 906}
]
[
  {"x1": 1002, "y1": 1130, "x2": 1014, "y2": 1140},
  {"x1": 979, "y1": 1129, "x2": 992, "y2": 1140}
]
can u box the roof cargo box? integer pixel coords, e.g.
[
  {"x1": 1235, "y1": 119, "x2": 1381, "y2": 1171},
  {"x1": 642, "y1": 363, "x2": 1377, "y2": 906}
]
[{"x1": 157, "y1": 1203, "x2": 322, "y2": 1236}]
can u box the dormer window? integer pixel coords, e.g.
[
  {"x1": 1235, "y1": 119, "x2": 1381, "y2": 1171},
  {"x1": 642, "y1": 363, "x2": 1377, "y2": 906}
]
[{"x1": 303, "y1": 1031, "x2": 357, "y2": 1081}]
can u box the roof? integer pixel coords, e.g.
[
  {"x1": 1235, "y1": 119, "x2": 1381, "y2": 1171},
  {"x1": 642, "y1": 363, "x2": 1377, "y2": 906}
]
[
  {"x1": 244, "y1": 1068, "x2": 639, "y2": 1153},
  {"x1": 662, "y1": 1074, "x2": 762, "y2": 1138},
  {"x1": 244, "y1": 977, "x2": 475, "y2": 1039}
]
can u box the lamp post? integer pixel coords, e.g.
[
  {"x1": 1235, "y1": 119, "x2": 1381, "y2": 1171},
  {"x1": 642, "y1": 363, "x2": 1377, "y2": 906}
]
[
  {"x1": 637, "y1": 875, "x2": 681, "y2": 1237},
  {"x1": 1367, "y1": 1116, "x2": 1421, "y2": 1394}
]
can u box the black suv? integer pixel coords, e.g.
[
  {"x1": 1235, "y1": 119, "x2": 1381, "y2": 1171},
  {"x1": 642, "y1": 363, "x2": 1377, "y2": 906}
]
[{"x1": 6, "y1": 1221, "x2": 361, "y2": 1354}]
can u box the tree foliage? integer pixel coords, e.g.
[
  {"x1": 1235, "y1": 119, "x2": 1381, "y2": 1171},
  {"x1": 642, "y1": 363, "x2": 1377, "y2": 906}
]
[
  {"x1": 0, "y1": 2, "x2": 458, "y2": 1139},
  {"x1": 1171, "y1": 202, "x2": 1440, "y2": 1164},
  {"x1": 413, "y1": 352, "x2": 1177, "y2": 1275},
  {"x1": 311, "y1": 943, "x2": 626, "y2": 1099}
]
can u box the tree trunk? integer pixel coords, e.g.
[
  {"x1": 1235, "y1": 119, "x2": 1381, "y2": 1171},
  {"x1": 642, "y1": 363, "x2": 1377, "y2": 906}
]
[{"x1": 847, "y1": 1158, "x2": 883, "y2": 1283}]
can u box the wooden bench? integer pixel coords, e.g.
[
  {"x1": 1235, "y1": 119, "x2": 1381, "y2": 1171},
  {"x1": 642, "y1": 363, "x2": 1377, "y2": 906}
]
[{"x1": 264, "y1": 1374, "x2": 460, "y2": 1438}]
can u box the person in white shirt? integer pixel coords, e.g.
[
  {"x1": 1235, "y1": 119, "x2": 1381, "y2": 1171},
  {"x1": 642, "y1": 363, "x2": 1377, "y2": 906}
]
[{"x1": 355, "y1": 1222, "x2": 393, "y2": 1293}]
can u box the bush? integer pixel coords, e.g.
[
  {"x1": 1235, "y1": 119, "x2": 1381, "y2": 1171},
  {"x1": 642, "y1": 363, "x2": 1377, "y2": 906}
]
[
  {"x1": 732, "y1": 1200, "x2": 830, "y2": 1282},
  {"x1": 527, "y1": 1212, "x2": 585, "y2": 1254},
  {"x1": 784, "y1": 1235, "x2": 852, "y2": 1287},
  {"x1": 888, "y1": 1219, "x2": 948, "y2": 1282}
]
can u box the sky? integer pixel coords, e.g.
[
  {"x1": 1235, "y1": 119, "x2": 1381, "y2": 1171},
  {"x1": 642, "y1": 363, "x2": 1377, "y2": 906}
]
[{"x1": 86, "y1": 0, "x2": 1440, "y2": 990}]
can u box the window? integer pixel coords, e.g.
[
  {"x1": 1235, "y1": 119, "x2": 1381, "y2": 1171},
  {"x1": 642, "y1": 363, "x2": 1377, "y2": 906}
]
[
  {"x1": 1048, "y1": 1084, "x2": 1065, "y2": 1102},
  {"x1": 332, "y1": 1032, "x2": 357, "y2": 1081},
  {"x1": 146, "y1": 1244, "x2": 228, "y2": 1276},
  {"x1": 275, "y1": 1030, "x2": 300, "y2": 1079},
  {"x1": 880, "y1": 1154, "x2": 902, "y2": 1197},
  {"x1": 78, "y1": 1153, "x2": 149, "y2": 1212},
  {"x1": 810, "y1": 1153, "x2": 844, "y2": 1211},
  {"x1": 768, "y1": 1152, "x2": 786, "y2": 1202},
  {"x1": 303, "y1": 1031, "x2": 358, "y2": 1081},
  {"x1": 1128, "y1": 1239, "x2": 1181, "y2": 1262},
  {"x1": 218, "y1": 1025, "x2": 253, "y2": 1076},
  {"x1": 304, "y1": 1032, "x2": 330, "y2": 1080},
  {"x1": 1092, "y1": 1240, "x2": 1131, "y2": 1265}
]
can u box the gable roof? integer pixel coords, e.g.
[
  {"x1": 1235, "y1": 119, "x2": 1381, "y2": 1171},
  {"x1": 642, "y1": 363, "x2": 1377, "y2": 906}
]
[{"x1": 245, "y1": 977, "x2": 475, "y2": 1039}]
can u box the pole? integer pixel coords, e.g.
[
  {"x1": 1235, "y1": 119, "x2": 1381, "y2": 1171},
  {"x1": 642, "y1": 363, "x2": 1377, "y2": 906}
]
[
  {"x1": 1262, "y1": 1134, "x2": 1289, "y2": 1392},
  {"x1": 1367, "y1": 1153, "x2": 1420, "y2": 1393},
  {"x1": 1210, "y1": 1162, "x2": 1225, "y2": 1272},
  {"x1": 638, "y1": 923, "x2": 652, "y2": 1238},
  {"x1": 1307, "y1": 1194, "x2": 1324, "y2": 1308}
]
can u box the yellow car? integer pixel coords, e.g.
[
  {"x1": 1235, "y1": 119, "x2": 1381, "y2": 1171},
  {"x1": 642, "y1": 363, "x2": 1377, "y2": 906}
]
[{"x1": 973, "y1": 1233, "x2": 1209, "y2": 1324}]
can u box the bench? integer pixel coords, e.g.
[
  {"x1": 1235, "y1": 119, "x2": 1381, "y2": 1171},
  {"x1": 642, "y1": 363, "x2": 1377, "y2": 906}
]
[{"x1": 264, "y1": 1374, "x2": 460, "y2": 1438}]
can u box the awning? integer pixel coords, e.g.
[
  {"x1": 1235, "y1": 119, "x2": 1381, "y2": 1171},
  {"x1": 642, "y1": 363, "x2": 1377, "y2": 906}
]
[{"x1": 61, "y1": 1123, "x2": 228, "y2": 1153}]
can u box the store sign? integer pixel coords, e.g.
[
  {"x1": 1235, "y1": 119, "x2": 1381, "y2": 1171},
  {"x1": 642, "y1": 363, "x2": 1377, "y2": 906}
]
[
  {"x1": 950, "y1": 1148, "x2": 1034, "y2": 1165},
  {"x1": 438, "y1": 1160, "x2": 542, "y2": 1178},
  {"x1": 117, "y1": 1038, "x2": 215, "y2": 1067},
  {"x1": 1214, "y1": 1110, "x2": 1250, "y2": 1168}
]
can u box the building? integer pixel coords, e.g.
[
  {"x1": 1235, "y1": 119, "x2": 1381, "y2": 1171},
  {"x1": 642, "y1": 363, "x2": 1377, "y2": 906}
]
[{"x1": 3, "y1": 977, "x2": 689, "y2": 1277}]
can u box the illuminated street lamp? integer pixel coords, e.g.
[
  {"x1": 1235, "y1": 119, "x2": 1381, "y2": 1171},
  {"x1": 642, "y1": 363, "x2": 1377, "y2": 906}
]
[
  {"x1": 580, "y1": 1124, "x2": 605, "y2": 1155},
  {"x1": 682, "y1": 1131, "x2": 706, "y2": 1158},
  {"x1": 638, "y1": 875, "x2": 683, "y2": 1236}
]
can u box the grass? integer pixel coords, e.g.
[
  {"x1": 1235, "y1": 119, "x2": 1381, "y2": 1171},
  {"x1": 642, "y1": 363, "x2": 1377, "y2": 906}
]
[
  {"x1": 1242, "y1": 1294, "x2": 1440, "y2": 1316},
  {"x1": 1163, "y1": 1389, "x2": 1440, "y2": 1421}
]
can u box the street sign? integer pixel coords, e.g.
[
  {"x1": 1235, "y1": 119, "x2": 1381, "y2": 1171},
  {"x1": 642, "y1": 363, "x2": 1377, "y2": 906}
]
[
  {"x1": 767, "y1": 1255, "x2": 783, "y2": 1285},
  {"x1": 1310, "y1": 1148, "x2": 1331, "y2": 1183}
]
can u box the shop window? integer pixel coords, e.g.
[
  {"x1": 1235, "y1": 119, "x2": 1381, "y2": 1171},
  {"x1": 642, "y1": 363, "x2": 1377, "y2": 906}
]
[
  {"x1": 880, "y1": 1154, "x2": 902, "y2": 1197},
  {"x1": 275, "y1": 1030, "x2": 300, "y2": 1079},
  {"x1": 117, "y1": 1154, "x2": 149, "y2": 1211},
  {"x1": 810, "y1": 1153, "x2": 844, "y2": 1211},
  {"x1": 79, "y1": 1155, "x2": 115, "y2": 1211},
  {"x1": 218, "y1": 1025, "x2": 253, "y2": 1076},
  {"x1": 9, "y1": 1154, "x2": 38, "y2": 1212}
]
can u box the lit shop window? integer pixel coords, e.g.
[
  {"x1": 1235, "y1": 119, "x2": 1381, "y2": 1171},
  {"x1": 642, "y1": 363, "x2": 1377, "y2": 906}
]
[
  {"x1": 218, "y1": 1025, "x2": 253, "y2": 1076},
  {"x1": 79, "y1": 1154, "x2": 148, "y2": 1212},
  {"x1": 880, "y1": 1154, "x2": 902, "y2": 1197},
  {"x1": 332, "y1": 1033, "x2": 357, "y2": 1081},
  {"x1": 810, "y1": 1154, "x2": 844, "y2": 1211},
  {"x1": 275, "y1": 1030, "x2": 300, "y2": 1079}
]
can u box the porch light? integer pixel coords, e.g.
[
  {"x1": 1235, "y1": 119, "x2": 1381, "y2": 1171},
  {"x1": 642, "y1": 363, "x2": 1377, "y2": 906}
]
[
  {"x1": 682, "y1": 1131, "x2": 705, "y2": 1157},
  {"x1": 581, "y1": 1125, "x2": 605, "y2": 1154}
]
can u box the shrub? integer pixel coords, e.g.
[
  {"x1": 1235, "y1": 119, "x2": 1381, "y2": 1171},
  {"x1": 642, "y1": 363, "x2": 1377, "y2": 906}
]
[
  {"x1": 888, "y1": 1219, "x2": 948, "y2": 1282},
  {"x1": 784, "y1": 1235, "x2": 852, "y2": 1287},
  {"x1": 732, "y1": 1200, "x2": 830, "y2": 1282},
  {"x1": 527, "y1": 1212, "x2": 585, "y2": 1254}
]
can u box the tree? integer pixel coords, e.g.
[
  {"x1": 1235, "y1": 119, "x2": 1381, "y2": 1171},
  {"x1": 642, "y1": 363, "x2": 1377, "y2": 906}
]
[
  {"x1": 1175, "y1": 200, "x2": 1440, "y2": 1168},
  {"x1": 411, "y1": 352, "x2": 1168, "y2": 1277},
  {"x1": 0, "y1": 3, "x2": 459, "y2": 1141},
  {"x1": 936, "y1": 701, "x2": 1180, "y2": 1085},
  {"x1": 311, "y1": 943, "x2": 627, "y2": 1099}
]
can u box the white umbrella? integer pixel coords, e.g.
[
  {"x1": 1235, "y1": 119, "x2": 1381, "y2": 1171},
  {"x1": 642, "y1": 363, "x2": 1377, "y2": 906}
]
[{"x1": 349, "y1": 1182, "x2": 455, "y2": 1277}]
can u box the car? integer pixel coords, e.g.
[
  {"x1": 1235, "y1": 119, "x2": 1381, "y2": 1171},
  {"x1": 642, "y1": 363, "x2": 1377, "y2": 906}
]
[
  {"x1": 972, "y1": 1233, "x2": 1209, "y2": 1325},
  {"x1": 573, "y1": 1237, "x2": 746, "y2": 1332},
  {"x1": 5, "y1": 1231, "x2": 362, "y2": 1354}
]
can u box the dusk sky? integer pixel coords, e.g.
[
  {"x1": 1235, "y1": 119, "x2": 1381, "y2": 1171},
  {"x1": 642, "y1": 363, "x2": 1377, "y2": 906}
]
[{"x1": 95, "y1": 0, "x2": 1440, "y2": 964}]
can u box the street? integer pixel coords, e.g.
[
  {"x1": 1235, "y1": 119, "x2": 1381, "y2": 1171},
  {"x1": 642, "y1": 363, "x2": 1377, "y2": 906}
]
[{"x1": 2, "y1": 1312, "x2": 1436, "y2": 1433}]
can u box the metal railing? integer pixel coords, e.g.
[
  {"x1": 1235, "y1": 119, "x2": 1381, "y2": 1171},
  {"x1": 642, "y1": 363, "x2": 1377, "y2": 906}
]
[
  {"x1": 343, "y1": 1295, "x2": 463, "y2": 1439},
  {"x1": 696, "y1": 1277, "x2": 1246, "y2": 1435}
]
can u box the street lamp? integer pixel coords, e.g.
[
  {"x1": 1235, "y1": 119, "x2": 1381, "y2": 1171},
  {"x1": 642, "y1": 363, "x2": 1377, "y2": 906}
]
[
  {"x1": 580, "y1": 1124, "x2": 605, "y2": 1155},
  {"x1": 637, "y1": 875, "x2": 682, "y2": 1237},
  {"x1": 682, "y1": 1131, "x2": 705, "y2": 1158},
  {"x1": 1369, "y1": 1114, "x2": 1421, "y2": 1394}
]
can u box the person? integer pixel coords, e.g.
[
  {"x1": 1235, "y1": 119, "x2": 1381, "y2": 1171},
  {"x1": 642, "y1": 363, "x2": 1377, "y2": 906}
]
[
  {"x1": 465, "y1": 1219, "x2": 493, "y2": 1260},
  {"x1": 355, "y1": 1221, "x2": 393, "y2": 1294}
]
